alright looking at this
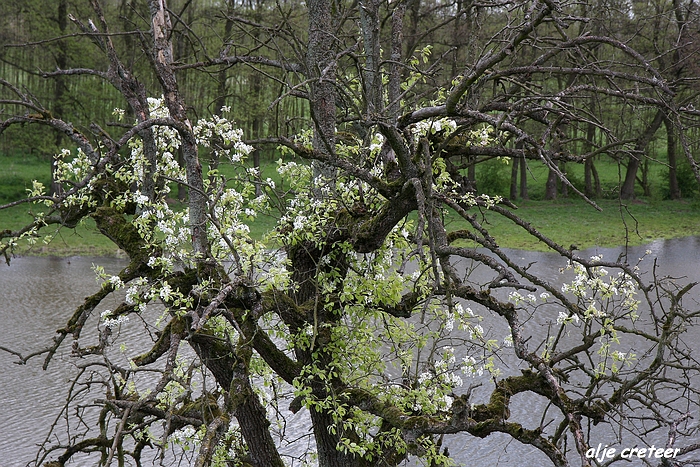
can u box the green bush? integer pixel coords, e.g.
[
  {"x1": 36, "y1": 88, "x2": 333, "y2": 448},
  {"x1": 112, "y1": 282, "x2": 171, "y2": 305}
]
[
  {"x1": 476, "y1": 159, "x2": 510, "y2": 197},
  {"x1": 663, "y1": 161, "x2": 699, "y2": 199}
]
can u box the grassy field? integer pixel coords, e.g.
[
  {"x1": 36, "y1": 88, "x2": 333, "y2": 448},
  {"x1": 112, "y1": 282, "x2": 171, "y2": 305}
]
[
  {"x1": 2, "y1": 151, "x2": 699, "y2": 256},
  {"x1": 454, "y1": 198, "x2": 700, "y2": 251}
]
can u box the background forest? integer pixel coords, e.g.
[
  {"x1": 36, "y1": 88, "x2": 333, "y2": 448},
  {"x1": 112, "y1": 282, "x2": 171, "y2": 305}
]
[{"x1": 2, "y1": 0, "x2": 700, "y2": 204}]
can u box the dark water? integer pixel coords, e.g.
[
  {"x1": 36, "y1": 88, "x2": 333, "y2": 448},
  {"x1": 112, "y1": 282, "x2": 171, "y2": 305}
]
[
  {"x1": 1, "y1": 238, "x2": 699, "y2": 466},
  {"x1": 0, "y1": 256, "x2": 128, "y2": 467}
]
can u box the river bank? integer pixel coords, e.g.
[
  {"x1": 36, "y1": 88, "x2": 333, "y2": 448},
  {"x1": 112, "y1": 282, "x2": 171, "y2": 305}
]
[{"x1": 2, "y1": 198, "x2": 699, "y2": 256}]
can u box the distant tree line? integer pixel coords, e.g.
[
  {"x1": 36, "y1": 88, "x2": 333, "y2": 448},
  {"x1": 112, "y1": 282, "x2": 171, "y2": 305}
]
[{"x1": 2, "y1": 0, "x2": 699, "y2": 201}]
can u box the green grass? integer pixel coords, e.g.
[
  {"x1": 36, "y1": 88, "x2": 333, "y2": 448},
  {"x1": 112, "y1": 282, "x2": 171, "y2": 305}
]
[
  {"x1": 0, "y1": 151, "x2": 121, "y2": 256},
  {"x1": 456, "y1": 198, "x2": 700, "y2": 251},
  {"x1": 0, "y1": 151, "x2": 284, "y2": 257},
  {"x1": 0, "y1": 151, "x2": 53, "y2": 202},
  {"x1": 1, "y1": 204, "x2": 129, "y2": 257},
  {"x1": 2, "y1": 151, "x2": 699, "y2": 256}
]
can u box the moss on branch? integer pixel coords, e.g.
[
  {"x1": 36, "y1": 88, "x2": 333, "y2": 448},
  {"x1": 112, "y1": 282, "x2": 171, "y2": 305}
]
[{"x1": 92, "y1": 206, "x2": 157, "y2": 264}]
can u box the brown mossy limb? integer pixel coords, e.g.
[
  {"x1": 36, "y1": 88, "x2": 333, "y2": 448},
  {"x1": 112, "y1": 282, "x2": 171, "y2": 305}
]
[
  {"x1": 54, "y1": 175, "x2": 129, "y2": 230},
  {"x1": 346, "y1": 386, "x2": 564, "y2": 466},
  {"x1": 226, "y1": 280, "x2": 262, "y2": 311},
  {"x1": 486, "y1": 369, "x2": 607, "y2": 427},
  {"x1": 188, "y1": 330, "x2": 237, "y2": 388},
  {"x1": 348, "y1": 193, "x2": 416, "y2": 254},
  {"x1": 59, "y1": 282, "x2": 116, "y2": 336},
  {"x1": 176, "y1": 392, "x2": 222, "y2": 424},
  {"x1": 380, "y1": 290, "x2": 420, "y2": 318},
  {"x1": 57, "y1": 202, "x2": 93, "y2": 229},
  {"x1": 55, "y1": 436, "x2": 111, "y2": 464},
  {"x1": 262, "y1": 288, "x2": 309, "y2": 329},
  {"x1": 446, "y1": 229, "x2": 478, "y2": 244},
  {"x1": 88, "y1": 177, "x2": 134, "y2": 210},
  {"x1": 166, "y1": 268, "x2": 200, "y2": 297},
  {"x1": 344, "y1": 387, "x2": 442, "y2": 432},
  {"x1": 300, "y1": 181, "x2": 416, "y2": 257},
  {"x1": 236, "y1": 313, "x2": 302, "y2": 383},
  {"x1": 194, "y1": 259, "x2": 231, "y2": 289},
  {"x1": 92, "y1": 206, "x2": 160, "y2": 264},
  {"x1": 491, "y1": 370, "x2": 578, "y2": 418},
  {"x1": 466, "y1": 370, "x2": 558, "y2": 425},
  {"x1": 132, "y1": 316, "x2": 186, "y2": 366},
  {"x1": 472, "y1": 418, "x2": 568, "y2": 467}
]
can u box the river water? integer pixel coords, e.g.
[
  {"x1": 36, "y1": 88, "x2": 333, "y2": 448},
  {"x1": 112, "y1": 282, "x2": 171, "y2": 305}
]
[{"x1": 1, "y1": 238, "x2": 699, "y2": 466}]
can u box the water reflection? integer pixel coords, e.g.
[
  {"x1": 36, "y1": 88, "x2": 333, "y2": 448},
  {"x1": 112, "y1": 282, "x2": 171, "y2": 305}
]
[{"x1": 1, "y1": 238, "x2": 698, "y2": 466}]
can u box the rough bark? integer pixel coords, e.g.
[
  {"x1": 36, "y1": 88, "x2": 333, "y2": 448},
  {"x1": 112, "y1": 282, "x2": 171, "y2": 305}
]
[
  {"x1": 148, "y1": 0, "x2": 209, "y2": 257},
  {"x1": 307, "y1": 0, "x2": 337, "y2": 185},
  {"x1": 359, "y1": 0, "x2": 381, "y2": 116}
]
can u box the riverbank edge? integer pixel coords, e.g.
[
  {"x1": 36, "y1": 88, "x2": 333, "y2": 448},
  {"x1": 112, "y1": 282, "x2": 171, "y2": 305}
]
[
  {"x1": 4, "y1": 199, "x2": 700, "y2": 257},
  {"x1": 6, "y1": 232, "x2": 700, "y2": 259}
]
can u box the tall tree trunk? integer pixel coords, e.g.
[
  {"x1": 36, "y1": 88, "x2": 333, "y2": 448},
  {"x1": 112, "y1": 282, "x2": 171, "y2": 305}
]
[
  {"x1": 359, "y1": 0, "x2": 381, "y2": 115},
  {"x1": 584, "y1": 157, "x2": 597, "y2": 198},
  {"x1": 149, "y1": 0, "x2": 209, "y2": 256},
  {"x1": 544, "y1": 167, "x2": 558, "y2": 200},
  {"x1": 307, "y1": 0, "x2": 337, "y2": 186},
  {"x1": 510, "y1": 155, "x2": 519, "y2": 200},
  {"x1": 620, "y1": 110, "x2": 664, "y2": 200},
  {"x1": 51, "y1": 0, "x2": 68, "y2": 197},
  {"x1": 545, "y1": 139, "x2": 560, "y2": 200},
  {"x1": 305, "y1": 2, "x2": 356, "y2": 466},
  {"x1": 665, "y1": 117, "x2": 681, "y2": 199},
  {"x1": 583, "y1": 117, "x2": 597, "y2": 198},
  {"x1": 519, "y1": 155, "x2": 528, "y2": 200}
]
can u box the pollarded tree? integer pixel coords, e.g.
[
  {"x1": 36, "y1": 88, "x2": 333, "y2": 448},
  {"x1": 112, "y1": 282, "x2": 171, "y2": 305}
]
[{"x1": 2, "y1": 1, "x2": 700, "y2": 467}]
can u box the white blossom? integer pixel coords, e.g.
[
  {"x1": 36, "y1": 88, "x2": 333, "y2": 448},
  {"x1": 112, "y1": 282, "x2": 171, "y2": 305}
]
[
  {"x1": 159, "y1": 283, "x2": 172, "y2": 301},
  {"x1": 101, "y1": 310, "x2": 130, "y2": 329},
  {"x1": 108, "y1": 275, "x2": 124, "y2": 289}
]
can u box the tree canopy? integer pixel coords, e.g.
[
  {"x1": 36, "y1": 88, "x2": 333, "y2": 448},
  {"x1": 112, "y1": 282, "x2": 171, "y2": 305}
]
[{"x1": 2, "y1": 1, "x2": 700, "y2": 466}]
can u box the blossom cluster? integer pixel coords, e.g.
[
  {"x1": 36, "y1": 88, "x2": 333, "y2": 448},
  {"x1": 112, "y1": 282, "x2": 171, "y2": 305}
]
[{"x1": 506, "y1": 255, "x2": 643, "y2": 375}]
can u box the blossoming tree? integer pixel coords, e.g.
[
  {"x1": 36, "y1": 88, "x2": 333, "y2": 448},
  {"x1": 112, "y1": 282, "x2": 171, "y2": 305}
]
[{"x1": 2, "y1": 1, "x2": 700, "y2": 467}]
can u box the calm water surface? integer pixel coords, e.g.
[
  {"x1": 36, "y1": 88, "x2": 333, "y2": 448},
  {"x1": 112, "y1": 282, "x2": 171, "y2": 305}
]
[{"x1": 1, "y1": 238, "x2": 699, "y2": 466}]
